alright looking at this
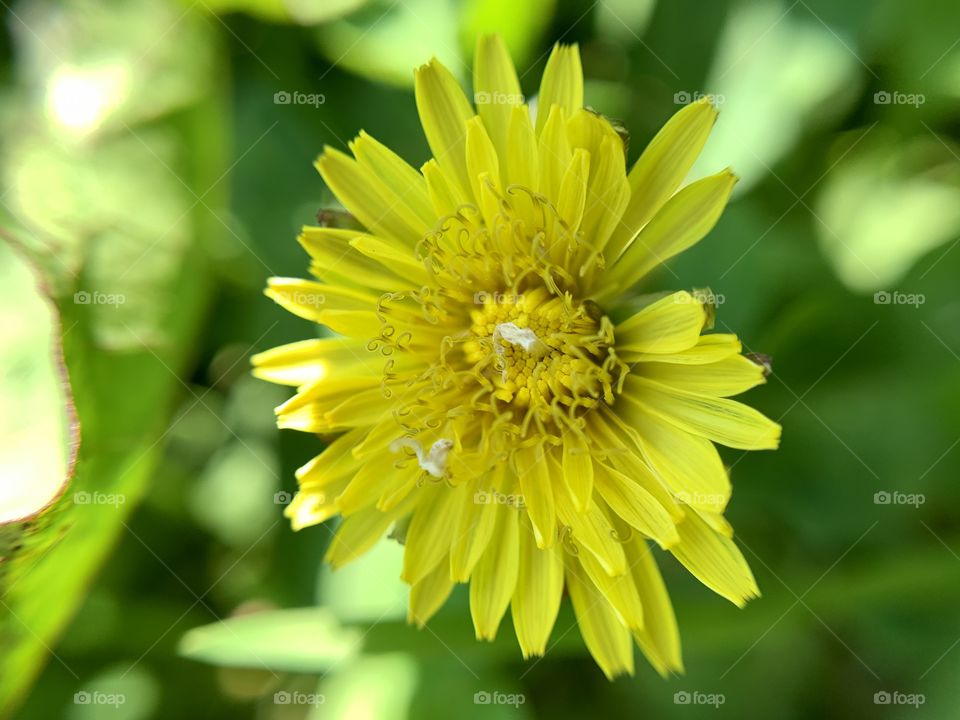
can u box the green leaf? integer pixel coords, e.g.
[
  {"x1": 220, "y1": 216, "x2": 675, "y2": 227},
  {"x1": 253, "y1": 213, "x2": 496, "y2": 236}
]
[
  {"x1": 691, "y1": 1, "x2": 860, "y2": 193},
  {"x1": 0, "y1": 0, "x2": 226, "y2": 712},
  {"x1": 179, "y1": 608, "x2": 363, "y2": 672},
  {"x1": 202, "y1": 0, "x2": 368, "y2": 24},
  {"x1": 314, "y1": 0, "x2": 462, "y2": 87},
  {"x1": 0, "y1": 240, "x2": 75, "y2": 527},
  {"x1": 816, "y1": 132, "x2": 960, "y2": 292},
  {"x1": 316, "y1": 534, "x2": 408, "y2": 623},
  {"x1": 311, "y1": 653, "x2": 419, "y2": 719}
]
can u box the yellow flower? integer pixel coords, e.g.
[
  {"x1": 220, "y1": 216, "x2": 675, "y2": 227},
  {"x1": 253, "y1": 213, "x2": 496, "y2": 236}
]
[{"x1": 253, "y1": 35, "x2": 780, "y2": 679}]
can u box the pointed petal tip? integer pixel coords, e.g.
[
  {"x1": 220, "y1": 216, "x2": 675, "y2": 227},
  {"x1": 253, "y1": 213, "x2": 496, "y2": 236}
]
[
  {"x1": 518, "y1": 643, "x2": 546, "y2": 660},
  {"x1": 407, "y1": 611, "x2": 428, "y2": 629},
  {"x1": 533, "y1": 530, "x2": 555, "y2": 550},
  {"x1": 602, "y1": 664, "x2": 636, "y2": 681},
  {"x1": 474, "y1": 626, "x2": 499, "y2": 642},
  {"x1": 414, "y1": 56, "x2": 445, "y2": 77}
]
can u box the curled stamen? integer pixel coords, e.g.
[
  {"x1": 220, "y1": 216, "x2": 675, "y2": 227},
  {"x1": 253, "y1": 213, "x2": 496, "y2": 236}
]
[
  {"x1": 559, "y1": 525, "x2": 580, "y2": 556},
  {"x1": 610, "y1": 525, "x2": 633, "y2": 544}
]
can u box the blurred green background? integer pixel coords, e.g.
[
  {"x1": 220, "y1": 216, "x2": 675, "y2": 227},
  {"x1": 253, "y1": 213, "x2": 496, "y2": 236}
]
[{"x1": 1, "y1": 0, "x2": 959, "y2": 717}]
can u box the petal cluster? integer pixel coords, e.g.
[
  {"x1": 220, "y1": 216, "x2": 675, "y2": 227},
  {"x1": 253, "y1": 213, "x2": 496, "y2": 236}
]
[{"x1": 254, "y1": 35, "x2": 781, "y2": 678}]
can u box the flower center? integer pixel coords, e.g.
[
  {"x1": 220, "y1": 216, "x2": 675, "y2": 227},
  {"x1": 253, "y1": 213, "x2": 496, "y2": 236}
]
[
  {"x1": 376, "y1": 185, "x2": 627, "y2": 444},
  {"x1": 463, "y1": 286, "x2": 626, "y2": 435}
]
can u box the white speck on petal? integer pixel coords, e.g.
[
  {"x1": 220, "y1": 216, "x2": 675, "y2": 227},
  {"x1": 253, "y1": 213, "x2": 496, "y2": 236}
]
[
  {"x1": 390, "y1": 437, "x2": 453, "y2": 478},
  {"x1": 494, "y1": 322, "x2": 542, "y2": 352},
  {"x1": 492, "y1": 322, "x2": 547, "y2": 380}
]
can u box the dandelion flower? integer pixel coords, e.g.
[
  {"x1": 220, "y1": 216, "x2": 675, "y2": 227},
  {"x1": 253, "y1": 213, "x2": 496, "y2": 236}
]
[{"x1": 253, "y1": 35, "x2": 781, "y2": 679}]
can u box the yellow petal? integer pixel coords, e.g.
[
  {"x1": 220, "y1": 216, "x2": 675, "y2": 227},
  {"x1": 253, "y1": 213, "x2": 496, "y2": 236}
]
[
  {"x1": 593, "y1": 462, "x2": 679, "y2": 549},
  {"x1": 277, "y1": 380, "x2": 389, "y2": 434},
  {"x1": 626, "y1": 376, "x2": 782, "y2": 451},
  {"x1": 348, "y1": 235, "x2": 432, "y2": 286},
  {"x1": 536, "y1": 43, "x2": 583, "y2": 135},
  {"x1": 350, "y1": 131, "x2": 436, "y2": 230},
  {"x1": 638, "y1": 354, "x2": 767, "y2": 397},
  {"x1": 265, "y1": 278, "x2": 373, "y2": 314},
  {"x1": 325, "y1": 500, "x2": 412, "y2": 569},
  {"x1": 565, "y1": 555, "x2": 635, "y2": 680},
  {"x1": 298, "y1": 227, "x2": 412, "y2": 292},
  {"x1": 470, "y1": 506, "x2": 519, "y2": 640},
  {"x1": 671, "y1": 510, "x2": 760, "y2": 607},
  {"x1": 465, "y1": 116, "x2": 501, "y2": 202},
  {"x1": 577, "y1": 549, "x2": 645, "y2": 632},
  {"x1": 628, "y1": 538, "x2": 683, "y2": 676},
  {"x1": 295, "y1": 427, "x2": 368, "y2": 490},
  {"x1": 265, "y1": 278, "x2": 380, "y2": 337},
  {"x1": 625, "y1": 332, "x2": 741, "y2": 365},
  {"x1": 352, "y1": 415, "x2": 405, "y2": 460},
  {"x1": 511, "y1": 522, "x2": 564, "y2": 657},
  {"x1": 697, "y1": 508, "x2": 734, "y2": 538},
  {"x1": 276, "y1": 375, "x2": 380, "y2": 418},
  {"x1": 609, "y1": 398, "x2": 731, "y2": 512},
  {"x1": 601, "y1": 169, "x2": 737, "y2": 300},
  {"x1": 408, "y1": 556, "x2": 455, "y2": 627},
  {"x1": 324, "y1": 386, "x2": 396, "y2": 430},
  {"x1": 514, "y1": 444, "x2": 556, "y2": 549},
  {"x1": 604, "y1": 98, "x2": 718, "y2": 259},
  {"x1": 506, "y1": 105, "x2": 538, "y2": 189},
  {"x1": 537, "y1": 105, "x2": 571, "y2": 201},
  {"x1": 554, "y1": 477, "x2": 626, "y2": 576},
  {"x1": 421, "y1": 158, "x2": 469, "y2": 217},
  {"x1": 555, "y1": 148, "x2": 590, "y2": 231},
  {"x1": 580, "y1": 133, "x2": 630, "y2": 256},
  {"x1": 450, "y1": 476, "x2": 499, "y2": 581},
  {"x1": 284, "y1": 476, "x2": 349, "y2": 531},
  {"x1": 561, "y1": 432, "x2": 594, "y2": 512},
  {"x1": 335, "y1": 452, "x2": 412, "y2": 515},
  {"x1": 615, "y1": 291, "x2": 706, "y2": 355},
  {"x1": 474, "y1": 34, "x2": 523, "y2": 159},
  {"x1": 589, "y1": 418, "x2": 685, "y2": 523},
  {"x1": 315, "y1": 147, "x2": 426, "y2": 246},
  {"x1": 252, "y1": 337, "x2": 377, "y2": 387},
  {"x1": 402, "y1": 485, "x2": 464, "y2": 585},
  {"x1": 565, "y1": 107, "x2": 608, "y2": 157},
  {"x1": 415, "y1": 58, "x2": 475, "y2": 200}
]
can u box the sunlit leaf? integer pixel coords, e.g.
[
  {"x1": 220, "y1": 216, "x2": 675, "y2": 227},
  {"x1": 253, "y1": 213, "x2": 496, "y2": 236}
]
[
  {"x1": 179, "y1": 608, "x2": 363, "y2": 672},
  {"x1": 691, "y1": 0, "x2": 860, "y2": 192},
  {"x1": 0, "y1": 241, "x2": 75, "y2": 525},
  {"x1": 314, "y1": 0, "x2": 462, "y2": 88},
  {"x1": 816, "y1": 131, "x2": 960, "y2": 291}
]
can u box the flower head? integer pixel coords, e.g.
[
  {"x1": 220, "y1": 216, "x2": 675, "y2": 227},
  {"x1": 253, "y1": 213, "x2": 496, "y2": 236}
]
[{"x1": 254, "y1": 35, "x2": 781, "y2": 678}]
